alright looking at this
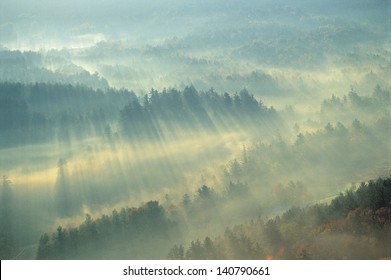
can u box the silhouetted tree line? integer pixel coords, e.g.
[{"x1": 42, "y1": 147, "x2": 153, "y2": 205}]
[
  {"x1": 36, "y1": 201, "x2": 180, "y2": 259},
  {"x1": 0, "y1": 82, "x2": 279, "y2": 147},
  {"x1": 120, "y1": 86, "x2": 278, "y2": 138},
  {"x1": 321, "y1": 85, "x2": 390, "y2": 114},
  {"x1": 0, "y1": 82, "x2": 136, "y2": 147},
  {"x1": 168, "y1": 176, "x2": 391, "y2": 259},
  {"x1": 34, "y1": 179, "x2": 255, "y2": 260}
]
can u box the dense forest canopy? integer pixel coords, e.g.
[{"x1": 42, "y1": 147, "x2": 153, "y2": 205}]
[
  {"x1": 32, "y1": 176, "x2": 391, "y2": 259},
  {"x1": 168, "y1": 177, "x2": 391, "y2": 260},
  {"x1": 0, "y1": 0, "x2": 389, "y2": 260}
]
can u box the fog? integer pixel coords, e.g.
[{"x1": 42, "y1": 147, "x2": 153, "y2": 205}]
[{"x1": 0, "y1": 0, "x2": 390, "y2": 259}]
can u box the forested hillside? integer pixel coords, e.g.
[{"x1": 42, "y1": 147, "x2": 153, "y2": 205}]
[
  {"x1": 33, "y1": 176, "x2": 391, "y2": 259},
  {"x1": 0, "y1": 0, "x2": 389, "y2": 260},
  {"x1": 169, "y1": 177, "x2": 391, "y2": 260}
]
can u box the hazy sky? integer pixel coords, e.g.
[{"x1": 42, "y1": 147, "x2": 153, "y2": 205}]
[{"x1": 1, "y1": 0, "x2": 388, "y2": 50}]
